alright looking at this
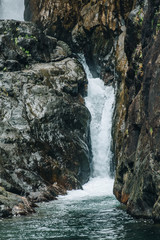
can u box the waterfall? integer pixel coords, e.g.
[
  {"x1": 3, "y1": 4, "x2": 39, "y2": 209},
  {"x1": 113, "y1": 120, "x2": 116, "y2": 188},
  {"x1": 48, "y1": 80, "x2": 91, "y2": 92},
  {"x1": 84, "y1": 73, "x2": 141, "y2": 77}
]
[
  {"x1": 59, "y1": 56, "x2": 115, "y2": 200},
  {"x1": 0, "y1": 0, "x2": 24, "y2": 20},
  {"x1": 83, "y1": 58, "x2": 115, "y2": 178}
]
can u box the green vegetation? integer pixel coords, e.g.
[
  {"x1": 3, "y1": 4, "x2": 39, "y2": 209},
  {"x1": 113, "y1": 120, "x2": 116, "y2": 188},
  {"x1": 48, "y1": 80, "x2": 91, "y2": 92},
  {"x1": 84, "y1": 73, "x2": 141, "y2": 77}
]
[
  {"x1": 135, "y1": 8, "x2": 144, "y2": 26},
  {"x1": 24, "y1": 34, "x2": 37, "y2": 41},
  {"x1": 19, "y1": 46, "x2": 31, "y2": 57},
  {"x1": 150, "y1": 127, "x2": 153, "y2": 136}
]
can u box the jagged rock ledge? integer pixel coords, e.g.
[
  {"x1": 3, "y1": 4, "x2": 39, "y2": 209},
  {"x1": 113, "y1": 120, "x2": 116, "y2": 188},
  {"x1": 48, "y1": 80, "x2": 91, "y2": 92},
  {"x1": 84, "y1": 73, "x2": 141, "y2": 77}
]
[{"x1": 0, "y1": 20, "x2": 91, "y2": 218}]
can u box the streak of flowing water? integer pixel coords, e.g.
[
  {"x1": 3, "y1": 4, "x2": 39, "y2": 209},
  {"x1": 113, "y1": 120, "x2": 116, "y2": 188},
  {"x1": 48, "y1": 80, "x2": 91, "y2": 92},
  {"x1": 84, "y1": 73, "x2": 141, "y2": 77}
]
[
  {"x1": 0, "y1": 0, "x2": 24, "y2": 20},
  {"x1": 83, "y1": 57, "x2": 114, "y2": 178}
]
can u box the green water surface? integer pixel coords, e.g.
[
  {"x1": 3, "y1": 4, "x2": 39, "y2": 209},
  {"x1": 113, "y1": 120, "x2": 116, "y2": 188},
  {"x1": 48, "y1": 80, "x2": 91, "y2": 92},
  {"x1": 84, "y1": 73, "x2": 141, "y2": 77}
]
[{"x1": 0, "y1": 195, "x2": 160, "y2": 240}]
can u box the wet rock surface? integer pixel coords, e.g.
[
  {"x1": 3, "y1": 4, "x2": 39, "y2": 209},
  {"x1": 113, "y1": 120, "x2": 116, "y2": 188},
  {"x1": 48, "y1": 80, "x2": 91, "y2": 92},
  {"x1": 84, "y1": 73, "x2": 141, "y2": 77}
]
[
  {"x1": 113, "y1": 0, "x2": 160, "y2": 221},
  {"x1": 0, "y1": 20, "x2": 57, "y2": 71},
  {"x1": 24, "y1": 0, "x2": 160, "y2": 221},
  {"x1": 0, "y1": 20, "x2": 91, "y2": 217},
  {"x1": 0, "y1": 187, "x2": 35, "y2": 218}
]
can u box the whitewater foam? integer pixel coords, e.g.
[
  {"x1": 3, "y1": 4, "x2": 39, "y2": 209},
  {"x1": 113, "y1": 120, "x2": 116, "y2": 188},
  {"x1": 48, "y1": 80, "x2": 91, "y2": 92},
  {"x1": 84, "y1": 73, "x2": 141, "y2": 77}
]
[{"x1": 59, "y1": 177, "x2": 114, "y2": 201}]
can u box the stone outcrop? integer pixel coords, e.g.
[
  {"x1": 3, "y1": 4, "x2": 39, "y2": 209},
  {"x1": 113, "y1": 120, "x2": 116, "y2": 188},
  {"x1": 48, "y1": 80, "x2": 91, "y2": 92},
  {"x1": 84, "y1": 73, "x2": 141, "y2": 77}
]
[
  {"x1": 0, "y1": 187, "x2": 35, "y2": 218},
  {"x1": 113, "y1": 0, "x2": 160, "y2": 222},
  {"x1": 0, "y1": 20, "x2": 91, "y2": 217},
  {"x1": 24, "y1": 0, "x2": 160, "y2": 221}
]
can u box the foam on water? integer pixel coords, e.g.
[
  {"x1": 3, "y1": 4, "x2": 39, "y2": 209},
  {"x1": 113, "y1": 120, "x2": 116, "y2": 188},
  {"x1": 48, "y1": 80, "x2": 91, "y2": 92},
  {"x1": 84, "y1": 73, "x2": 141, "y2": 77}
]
[
  {"x1": 59, "y1": 56, "x2": 115, "y2": 201},
  {"x1": 0, "y1": 0, "x2": 24, "y2": 20},
  {"x1": 59, "y1": 177, "x2": 114, "y2": 201}
]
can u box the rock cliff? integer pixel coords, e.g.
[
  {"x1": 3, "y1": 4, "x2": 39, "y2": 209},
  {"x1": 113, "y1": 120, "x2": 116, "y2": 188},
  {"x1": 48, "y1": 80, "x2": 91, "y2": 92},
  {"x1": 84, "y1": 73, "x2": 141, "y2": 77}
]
[
  {"x1": 24, "y1": 0, "x2": 160, "y2": 221},
  {"x1": 113, "y1": 0, "x2": 160, "y2": 221},
  {"x1": 0, "y1": 20, "x2": 91, "y2": 217}
]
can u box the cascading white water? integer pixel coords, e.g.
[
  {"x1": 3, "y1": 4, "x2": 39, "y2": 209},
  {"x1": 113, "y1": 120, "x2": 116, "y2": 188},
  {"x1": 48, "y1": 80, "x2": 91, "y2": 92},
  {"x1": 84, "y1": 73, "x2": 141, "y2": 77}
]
[
  {"x1": 0, "y1": 0, "x2": 24, "y2": 20},
  {"x1": 84, "y1": 58, "x2": 114, "y2": 178},
  {"x1": 59, "y1": 57, "x2": 115, "y2": 200}
]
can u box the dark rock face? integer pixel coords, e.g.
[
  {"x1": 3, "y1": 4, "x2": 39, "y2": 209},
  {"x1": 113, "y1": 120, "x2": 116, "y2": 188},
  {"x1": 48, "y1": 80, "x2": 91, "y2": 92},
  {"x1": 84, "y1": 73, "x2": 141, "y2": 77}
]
[
  {"x1": 24, "y1": 0, "x2": 160, "y2": 221},
  {"x1": 113, "y1": 0, "x2": 160, "y2": 221},
  {"x1": 0, "y1": 20, "x2": 91, "y2": 217},
  {"x1": 0, "y1": 20, "x2": 60, "y2": 71}
]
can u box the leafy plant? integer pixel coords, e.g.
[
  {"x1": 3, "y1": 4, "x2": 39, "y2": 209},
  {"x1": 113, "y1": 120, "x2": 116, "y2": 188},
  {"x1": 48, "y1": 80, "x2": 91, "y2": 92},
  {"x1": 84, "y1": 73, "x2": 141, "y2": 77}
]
[
  {"x1": 150, "y1": 127, "x2": 153, "y2": 136},
  {"x1": 15, "y1": 37, "x2": 18, "y2": 45},
  {"x1": 20, "y1": 46, "x2": 31, "y2": 57}
]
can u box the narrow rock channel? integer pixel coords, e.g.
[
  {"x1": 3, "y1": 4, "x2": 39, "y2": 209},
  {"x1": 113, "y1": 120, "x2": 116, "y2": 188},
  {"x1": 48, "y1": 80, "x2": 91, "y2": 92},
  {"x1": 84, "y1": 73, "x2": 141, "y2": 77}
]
[{"x1": 1, "y1": 1, "x2": 160, "y2": 239}]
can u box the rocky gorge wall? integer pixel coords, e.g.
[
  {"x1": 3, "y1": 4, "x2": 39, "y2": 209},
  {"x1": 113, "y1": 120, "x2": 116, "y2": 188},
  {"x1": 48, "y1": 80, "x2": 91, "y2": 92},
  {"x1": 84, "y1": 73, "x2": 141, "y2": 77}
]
[
  {"x1": 24, "y1": 0, "x2": 126, "y2": 80},
  {"x1": 0, "y1": 20, "x2": 91, "y2": 217},
  {"x1": 24, "y1": 0, "x2": 160, "y2": 221},
  {"x1": 113, "y1": 0, "x2": 160, "y2": 222}
]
